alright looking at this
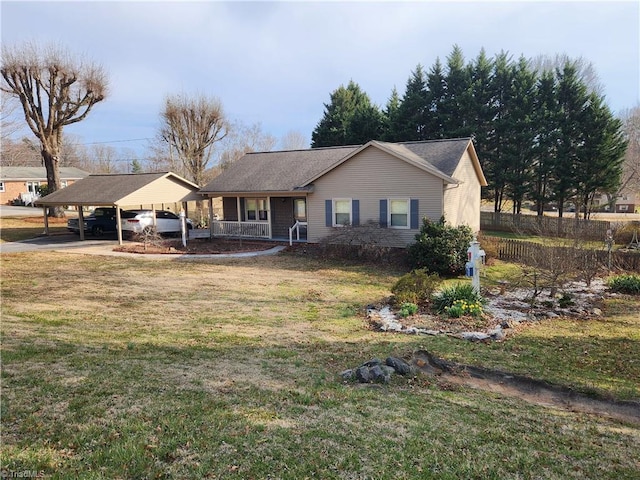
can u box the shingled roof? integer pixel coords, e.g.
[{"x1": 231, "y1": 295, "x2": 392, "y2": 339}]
[
  {"x1": 200, "y1": 145, "x2": 358, "y2": 194},
  {"x1": 35, "y1": 172, "x2": 201, "y2": 206},
  {"x1": 200, "y1": 138, "x2": 483, "y2": 195},
  {"x1": 1, "y1": 166, "x2": 89, "y2": 180}
]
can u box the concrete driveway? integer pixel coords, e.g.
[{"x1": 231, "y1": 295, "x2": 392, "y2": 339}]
[
  {"x1": 0, "y1": 205, "x2": 45, "y2": 217},
  {"x1": 0, "y1": 232, "x2": 120, "y2": 254}
]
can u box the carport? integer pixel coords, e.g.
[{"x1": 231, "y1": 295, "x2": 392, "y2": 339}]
[{"x1": 35, "y1": 172, "x2": 202, "y2": 245}]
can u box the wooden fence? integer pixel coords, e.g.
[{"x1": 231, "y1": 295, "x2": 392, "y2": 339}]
[
  {"x1": 481, "y1": 237, "x2": 640, "y2": 272},
  {"x1": 481, "y1": 212, "x2": 611, "y2": 241}
]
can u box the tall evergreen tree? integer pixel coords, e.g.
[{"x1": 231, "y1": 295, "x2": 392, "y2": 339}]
[
  {"x1": 531, "y1": 69, "x2": 559, "y2": 215},
  {"x1": 441, "y1": 45, "x2": 472, "y2": 138},
  {"x1": 504, "y1": 56, "x2": 537, "y2": 214},
  {"x1": 394, "y1": 65, "x2": 428, "y2": 141},
  {"x1": 484, "y1": 51, "x2": 514, "y2": 212},
  {"x1": 467, "y1": 49, "x2": 495, "y2": 178},
  {"x1": 553, "y1": 62, "x2": 589, "y2": 217},
  {"x1": 382, "y1": 87, "x2": 401, "y2": 141},
  {"x1": 574, "y1": 93, "x2": 627, "y2": 218},
  {"x1": 425, "y1": 58, "x2": 446, "y2": 139},
  {"x1": 311, "y1": 80, "x2": 383, "y2": 147}
]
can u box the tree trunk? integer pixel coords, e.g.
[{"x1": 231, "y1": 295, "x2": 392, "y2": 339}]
[{"x1": 41, "y1": 143, "x2": 64, "y2": 217}]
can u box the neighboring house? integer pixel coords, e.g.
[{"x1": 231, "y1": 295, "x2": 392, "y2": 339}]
[
  {"x1": 592, "y1": 189, "x2": 640, "y2": 213},
  {"x1": 0, "y1": 166, "x2": 89, "y2": 206},
  {"x1": 613, "y1": 190, "x2": 639, "y2": 213},
  {"x1": 199, "y1": 138, "x2": 487, "y2": 247}
]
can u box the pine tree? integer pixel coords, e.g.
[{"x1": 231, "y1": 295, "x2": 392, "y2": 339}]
[
  {"x1": 311, "y1": 80, "x2": 383, "y2": 147},
  {"x1": 441, "y1": 45, "x2": 472, "y2": 138},
  {"x1": 574, "y1": 93, "x2": 627, "y2": 218},
  {"x1": 425, "y1": 59, "x2": 446, "y2": 139},
  {"x1": 382, "y1": 87, "x2": 401, "y2": 141},
  {"x1": 467, "y1": 49, "x2": 495, "y2": 184},
  {"x1": 504, "y1": 56, "x2": 537, "y2": 214},
  {"x1": 394, "y1": 65, "x2": 428, "y2": 141},
  {"x1": 484, "y1": 51, "x2": 515, "y2": 212},
  {"x1": 531, "y1": 69, "x2": 559, "y2": 215},
  {"x1": 553, "y1": 62, "x2": 589, "y2": 217}
]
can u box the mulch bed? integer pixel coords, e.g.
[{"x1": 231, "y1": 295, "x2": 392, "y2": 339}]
[{"x1": 113, "y1": 238, "x2": 288, "y2": 255}]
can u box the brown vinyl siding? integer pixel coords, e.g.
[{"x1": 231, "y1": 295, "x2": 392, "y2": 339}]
[
  {"x1": 443, "y1": 149, "x2": 481, "y2": 232},
  {"x1": 307, "y1": 145, "x2": 444, "y2": 246}
]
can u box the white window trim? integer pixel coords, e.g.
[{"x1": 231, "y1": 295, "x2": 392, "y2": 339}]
[
  {"x1": 0, "y1": 182, "x2": 5, "y2": 193},
  {"x1": 388, "y1": 198, "x2": 410, "y2": 229},
  {"x1": 333, "y1": 198, "x2": 352, "y2": 227},
  {"x1": 245, "y1": 197, "x2": 269, "y2": 222}
]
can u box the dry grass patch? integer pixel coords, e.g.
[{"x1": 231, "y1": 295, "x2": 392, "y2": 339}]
[{"x1": 1, "y1": 251, "x2": 639, "y2": 478}]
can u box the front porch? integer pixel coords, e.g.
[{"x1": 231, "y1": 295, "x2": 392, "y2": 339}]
[{"x1": 204, "y1": 195, "x2": 308, "y2": 244}]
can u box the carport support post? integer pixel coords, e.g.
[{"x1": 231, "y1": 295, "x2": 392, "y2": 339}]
[
  {"x1": 78, "y1": 207, "x2": 85, "y2": 241},
  {"x1": 116, "y1": 207, "x2": 123, "y2": 245},
  {"x1": 208, "y1": 197, "x2": 214, "y2": 239},
  {"x1": 42, "y1": 207, "x2": 49, "y2": 235}
]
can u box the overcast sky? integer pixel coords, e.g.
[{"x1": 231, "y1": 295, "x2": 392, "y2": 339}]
[{"x1": 2, "y1": 0, "x2": 639, "y2": 158}]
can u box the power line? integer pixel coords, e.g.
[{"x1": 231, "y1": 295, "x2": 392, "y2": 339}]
[{"x1": 65, "y1": 137, "x2": 154, "y2": 146}]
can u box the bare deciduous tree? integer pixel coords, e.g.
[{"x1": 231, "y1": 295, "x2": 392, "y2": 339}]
[
  {"x1": 1, "y1": 42, "x2": 108, "y2": 215},
  {"x1": 619, "y1": 105, "x2": 640, "y2": 194},
  {"x1": 159, "y1": 93, "x2": 228, "y2": 186},
  {"x1": 279, "y1": 130, "x2": 308, "y2": 150},
  {"x1": 1, "y1": 91, "x2": 23, "y2": 141},
  {"x1": 216, "y1": 121, "x2": 276, "y2": 170}
]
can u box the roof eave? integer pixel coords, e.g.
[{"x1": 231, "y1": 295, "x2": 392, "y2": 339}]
[{"x1": 199, "y1": 187, "x2": 313, "y2": 197}]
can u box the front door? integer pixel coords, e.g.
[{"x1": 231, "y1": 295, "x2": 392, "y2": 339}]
[{"x1": 293, "y1": 198, "x2": 307, "y2": 222}]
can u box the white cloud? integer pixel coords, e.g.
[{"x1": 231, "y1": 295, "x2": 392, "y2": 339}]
[{"x1": 2, "y1": 0, "x2": 638, "y2": 151}]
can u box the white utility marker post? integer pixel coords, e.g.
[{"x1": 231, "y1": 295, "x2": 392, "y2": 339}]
[
  {"x1": 180, "y1": 210, "x2": 187, "y2": 248},
  {"x1": 466, "y1": 238, "x2": 485, "y2": 295}
]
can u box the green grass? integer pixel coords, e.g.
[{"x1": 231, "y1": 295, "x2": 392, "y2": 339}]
[{"x1": 1, "y1": 251, "x2": 639, "y2": 478}]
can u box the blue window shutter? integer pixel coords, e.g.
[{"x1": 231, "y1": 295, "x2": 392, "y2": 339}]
[
  {"x1": 352, "y1": 200, "x2": 360, "y2": 226},
  {"x1": 379, "y1": 199, "x2": 388, "y2": 228},
  {"x1": 410, "y1": 199, "x2": 419, "y2": 229},
  {"x1": 325, "y1": 200, "x2": 332, "y2": 227}
]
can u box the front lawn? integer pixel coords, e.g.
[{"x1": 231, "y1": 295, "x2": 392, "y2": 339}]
[{"x1": 1, "y1": 251, "x2": 638, "y2": 478}]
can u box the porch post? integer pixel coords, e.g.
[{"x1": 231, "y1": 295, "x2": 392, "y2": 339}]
[
  {"x1": 236, "y1": 196, "x2": 242, "y2": 237},
  {"x1": 208, "y1": 197, "x2": 214, "y2": 239},
  {"x1": 267, "y1": 196, "x2": 272, "y2": 239}
]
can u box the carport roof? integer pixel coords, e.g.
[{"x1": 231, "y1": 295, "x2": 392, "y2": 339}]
[{"x1": 35, "y1": 172, "x2": 202, "y2": 206}]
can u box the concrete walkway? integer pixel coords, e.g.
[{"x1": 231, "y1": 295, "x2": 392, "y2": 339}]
[{"x1": 55, "y1": 243, "x2": 288, "y2": 260}]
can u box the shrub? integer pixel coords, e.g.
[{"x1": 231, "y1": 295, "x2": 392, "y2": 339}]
[
  {"x1": 432, "y1": 282, "x2": 485, "y2": 314},
  {"x1": 607, "y1": 274, "x2": 640, "y2": 295},
  {"x1": 407, "y1": 217, "x2": 473, "y2": 276},
  {"x1": 391, "y1": 268, "x2": 440, "y2": 306},
  {"x1": 397, "y1": 302, "x2": 419, "y2": 318}
]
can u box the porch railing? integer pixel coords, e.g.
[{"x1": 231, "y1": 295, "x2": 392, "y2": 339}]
[
  {"x1": 288, "y1": 221, "x2": 308, "y2": 245},
  {"x1": 211, "y1": 221, "x2": 271, "y2": 238}
]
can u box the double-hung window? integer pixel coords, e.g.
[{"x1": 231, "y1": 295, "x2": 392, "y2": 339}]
[
  {"x1": 0, "y1": 182, "x2": 5, "y2": 193},
  {"x1": 380, "y1": 198, "x2": 418, "y2": 229},
  {"x1": 246, "y1": 198, "x2": 268, "y2": 221},
  {"x1": 333, "y1": 199, "x2": 352, "y2": 226},
  {"x1": 389, "y1": 199, "x2": 409, "y2": 228}
]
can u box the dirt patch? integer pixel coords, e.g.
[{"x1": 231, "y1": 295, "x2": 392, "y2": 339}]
[
  {"x1": 411, "y1": 350, "x2": 640, "y2": 425},
  {"x1": 113, "y1": 238, "x2": 288, "y2": 255},
  {"x1": 22, "y1": 216, "x2": 68, "y2": 224}
]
